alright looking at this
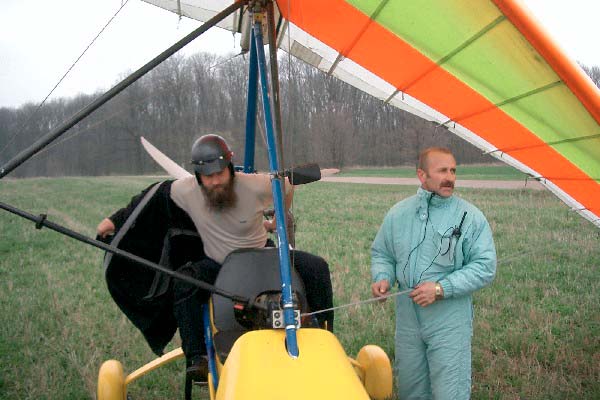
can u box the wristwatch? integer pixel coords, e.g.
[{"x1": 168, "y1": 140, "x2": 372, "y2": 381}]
[{"x1": 435, "y1": 282, "x2": 444, "y2": 300}]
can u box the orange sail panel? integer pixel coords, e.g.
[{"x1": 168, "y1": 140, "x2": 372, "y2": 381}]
[{"x1": 276, "y1": 0, "x2": 600, "y2": 226}]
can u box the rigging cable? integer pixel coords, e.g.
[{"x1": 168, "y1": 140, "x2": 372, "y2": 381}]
[
  {"x1": 303, "y1": 249, "x2": 536, "y2": 319},
  {"x1": 208, "y1": 51, "x2": 245, "y2": 71},
  {"x1": 283, "y1": 0, "x2": 296, "y2": 262},
  {"x1": 302, "y1": 288, "x2": 414, "y2": 318},
  {"x1": 287, "y1": 0, "x2": 296, "y2": 262},
  {"x1": 0, "y1": 0, "x2": 131, "y2": 158}
]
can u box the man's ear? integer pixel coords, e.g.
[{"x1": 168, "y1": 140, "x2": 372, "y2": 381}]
[{"x1": 417, "y1": 168, "x2": 427, "y2": 184}]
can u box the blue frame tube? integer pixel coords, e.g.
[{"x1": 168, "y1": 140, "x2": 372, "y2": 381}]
[
  {"x1": 243, "y1": 27, "x2": 258, "y2": 173},
  {"x1": 203, "y1": 304, "x2": 219, "y2": 389},
  {"x1": 253, "y1": 20, "x2": 299, "y2": 358}
]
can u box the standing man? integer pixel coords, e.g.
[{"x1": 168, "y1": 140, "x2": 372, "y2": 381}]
[
  {"x1": 97, "y1": 134, "x2": 333, "y2": 380},
  {"x1": 370, "y1": 147, "x2": 496, "y2": 399}
]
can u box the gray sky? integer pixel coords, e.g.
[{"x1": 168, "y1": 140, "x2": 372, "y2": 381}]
[{"x1": 1, "y1": 0, "x2": 598, "y2": 109}]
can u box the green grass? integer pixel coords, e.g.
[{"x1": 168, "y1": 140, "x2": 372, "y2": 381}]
[
  {"x1": 1, "y1": 177, "x2": 598, "y2": 399},
  {"x1": 339, "y1": 164, "x2": 527, "y2": 180}
]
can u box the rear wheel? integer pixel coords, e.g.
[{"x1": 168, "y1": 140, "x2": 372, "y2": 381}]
[
  {"x1": 98, "y1": 359, "x2": 126, "y2": 400},
  {"x1": 356, "y1": 345, "x2": 393, "y2": 400}
]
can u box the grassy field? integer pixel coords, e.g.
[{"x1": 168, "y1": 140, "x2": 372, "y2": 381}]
[
  {"x1": 1, "y1": 176, "x2": 598, "y2": 399},
  {"x1": 339, "y1": 164, "x2": 526, "y2": 180}
]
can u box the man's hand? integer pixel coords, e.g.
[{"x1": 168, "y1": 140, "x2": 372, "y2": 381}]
[
  {"x1": 263, "y1": 218, "x2": 276, "y2": 233},
  {"x1": 409, "y1": 281, "x2": 437, "y2": 307},
  {"x1": 371, "y1": 280, "x2": 390, "y2": 302},
  {"x1": 96, "y1": 218, "x2": 116, "y2": 238}
]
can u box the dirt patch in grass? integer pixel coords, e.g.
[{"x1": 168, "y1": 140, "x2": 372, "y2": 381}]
[{"x1": 321, "y1": 176, "x2": 544, "y2": 190}]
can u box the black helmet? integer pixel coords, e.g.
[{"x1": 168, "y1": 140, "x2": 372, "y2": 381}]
[{"x1": 191, "y1": 135, "x2": 233, "y2": 177}]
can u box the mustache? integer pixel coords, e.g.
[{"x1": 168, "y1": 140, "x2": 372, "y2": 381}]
[{"x1": 441, "y1": 181, "x2": 454, "y2": 188}]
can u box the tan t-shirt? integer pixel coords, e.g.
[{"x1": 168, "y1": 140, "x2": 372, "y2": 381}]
[{"x1": 170, "y1": 173, "x2": 288, "y2": 264}]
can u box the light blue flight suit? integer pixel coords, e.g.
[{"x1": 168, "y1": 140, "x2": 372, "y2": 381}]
[{"x1": 371, "y1": 188, "x2": 496, "y2": 399}]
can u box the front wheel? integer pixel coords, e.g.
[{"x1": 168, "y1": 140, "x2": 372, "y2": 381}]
[
  {"x1": 98, "y1": 359, "x2": 126, "y2": 400},
  {"x1": 356, "y1": 345, "x2": 393, "y2": 400}
]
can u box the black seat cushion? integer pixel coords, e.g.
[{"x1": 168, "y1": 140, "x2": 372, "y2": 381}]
[{"x1": 211, "y1": 248, "x2": 308, "y2": 356}]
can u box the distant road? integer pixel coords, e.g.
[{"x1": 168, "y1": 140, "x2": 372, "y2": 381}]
[{"x1": 321, "y1": 176, "x2": 544, "y2": 190}]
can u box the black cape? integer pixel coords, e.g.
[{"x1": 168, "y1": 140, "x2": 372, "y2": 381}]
[{"x1": 101, "y1": 181, "x2": 205, "y2": 355}]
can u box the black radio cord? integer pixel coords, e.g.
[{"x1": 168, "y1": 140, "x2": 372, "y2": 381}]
[{"x1": 401, "y1": 193, "x2": 434, "y2": 287}]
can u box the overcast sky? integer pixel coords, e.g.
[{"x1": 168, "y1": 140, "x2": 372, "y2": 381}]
[{"x1": 1, "y1": 0, "x2": 598, "y2": 109}]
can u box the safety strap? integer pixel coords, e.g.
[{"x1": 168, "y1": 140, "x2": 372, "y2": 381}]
[{"x1": 103, "y1": 182, "x2": 162, "y2": 271}]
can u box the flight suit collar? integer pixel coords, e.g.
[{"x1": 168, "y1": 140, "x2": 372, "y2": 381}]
[{"x1": 417, "y1": 187, "x2": 454, "y2": 210}]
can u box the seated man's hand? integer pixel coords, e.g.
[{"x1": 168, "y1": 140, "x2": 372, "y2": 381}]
[
  {"x1": 97, "y1": 218, "x2": 116, "y2": 238},
  {"x1": 263, "y1": 218, "x2": 276, "y2": 233}
]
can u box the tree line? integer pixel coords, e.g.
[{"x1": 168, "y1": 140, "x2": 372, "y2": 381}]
[{"x1": 1, "y1": 53, "x2": 598, "y2": 178}]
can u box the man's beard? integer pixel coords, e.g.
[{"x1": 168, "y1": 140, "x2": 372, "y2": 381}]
[{"x1": 201, "y1": 177, "x2": 237, "y2": 211}]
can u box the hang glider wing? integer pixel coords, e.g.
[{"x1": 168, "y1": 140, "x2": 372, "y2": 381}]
[
  {"x1": 142, "y1": 0, "x2": 600, "y2": 228},
  {"x1": 141, "y1": 137, "x2": 192, "y2": 179},
  {"x1": 142, "y1": 0, "x2": 245, "y2": 32}
]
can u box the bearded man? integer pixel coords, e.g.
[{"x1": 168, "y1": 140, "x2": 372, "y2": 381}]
[
  {"x1": 96, "y1": 134, "x2": 333, "y2": 381},
  {"x1": 370, "y1": 147, "x2": 496, "y2": 400}
]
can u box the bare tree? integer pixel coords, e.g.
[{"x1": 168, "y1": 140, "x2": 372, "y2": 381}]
[
  {"x1": 0, "y1": 50, "x2": 503, "y2": 177},
  {"x1": 580, "y1": 63, "x2": 600, "y2": 88}
]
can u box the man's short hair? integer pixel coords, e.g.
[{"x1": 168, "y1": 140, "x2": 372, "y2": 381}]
[{"x1": 417, "y1": 147, "x2": 454, "y2": 172}]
